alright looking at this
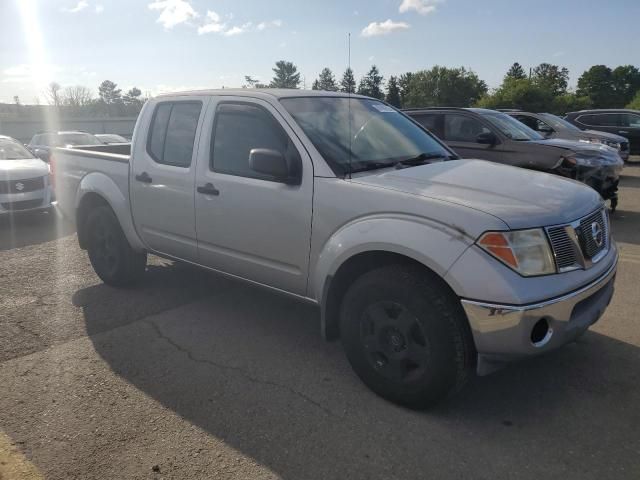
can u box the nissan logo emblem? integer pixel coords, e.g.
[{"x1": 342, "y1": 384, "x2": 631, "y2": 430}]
[{"x1": 591, "y1": 222, "x2": 604, "y2": 248}]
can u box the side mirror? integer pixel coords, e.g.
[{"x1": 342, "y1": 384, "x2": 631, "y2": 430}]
[
  {"x1": 476, "y1": 131, "x2": 497, "y2": 145},
  {"x1": 249, "y1": 148, "x2": 298, "y2": 184},
  {"x1": 33, "y1": 149, "x2": 50, "y2": 161}
]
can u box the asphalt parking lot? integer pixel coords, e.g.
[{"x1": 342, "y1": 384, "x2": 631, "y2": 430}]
[{"x1": 1, "y1": 162, "x2": 640, "y2": 480}]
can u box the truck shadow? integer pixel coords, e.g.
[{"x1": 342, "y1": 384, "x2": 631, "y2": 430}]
[
  {"x1": 78, "y1": 263, "x2": 640, "y2": 479},
  {"x1": 0, "y1": 209, "x2": 75, "y2": 251}
]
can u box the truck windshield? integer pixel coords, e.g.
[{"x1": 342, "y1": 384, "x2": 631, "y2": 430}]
[
  {"x1": 280, "y1": 97, "x2": 452, "y2": 175},
  {"x1": 481, "y1": 111, "x2": 544, "y2": 141},
  {"x1": 0, "y1": 140, "x2": 35, "y2": 160}
]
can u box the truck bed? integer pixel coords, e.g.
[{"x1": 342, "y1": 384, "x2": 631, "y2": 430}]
[{"x1": 53, "y1": 146, "x2": 131, "y2": 222}]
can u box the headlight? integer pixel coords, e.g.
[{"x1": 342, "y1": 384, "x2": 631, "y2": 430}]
[
  {"x1": 478, "y1": 229, "x2": 555, "y2": 276},
  {"x1": 604, "y1": 140, "x2": 621, "y2": 150},
  {"x1": 579, "y1": 138, "x2": 602, "y2": 145},
  {"x1": 563, "y1": 153, "x2": 607, "y2": 167}
]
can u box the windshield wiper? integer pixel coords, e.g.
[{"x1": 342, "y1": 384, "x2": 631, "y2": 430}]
[{"x1": 394, "y1": 152, "x2": 449, "y2": 169}]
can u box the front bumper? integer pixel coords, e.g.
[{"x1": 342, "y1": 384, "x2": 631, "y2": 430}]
[{"x1": 461, "y1": 253, "x2": 617, "y2": 374}]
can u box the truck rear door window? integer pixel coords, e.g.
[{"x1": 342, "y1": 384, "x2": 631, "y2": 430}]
[{"x1": 147, "y1": 101, "x2": 202, "y2": 168}]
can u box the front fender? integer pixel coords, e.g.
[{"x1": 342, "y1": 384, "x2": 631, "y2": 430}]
[
  {"x1": 76, "y1": 172, "x2": 145, "y2": 251},
  {"x1": 310, "y1": 214, "x2": 475, "y2": 302}
]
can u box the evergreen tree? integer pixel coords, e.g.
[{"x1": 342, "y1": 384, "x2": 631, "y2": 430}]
[
  {"x1": 505, "y1": 62, "x2": 527, "y2": 81},
  {"x1": 399, "y1": 72, "x2": 413, "y2": 106},
  {"x1": 270, "y1": 60, "x2": 301, "y2": 89},
  {"x1": 314, "y1": 67, "x2": 338, "y2": 91},
  {"x1": 339, "y1": 67, "x2": 356, "y2": 93},
  {"x1": 386, "y1": 76, "x2": 401, "y2": 107},
  {"x1": 357, "y1": 65, "x2": 384, "y2": 100},
  {"x1": 98, "y1": 80, "x2": 123, "y2": 104},
  {"x1": 311, "y1": 79, "x2": 320, "y2": 90}
]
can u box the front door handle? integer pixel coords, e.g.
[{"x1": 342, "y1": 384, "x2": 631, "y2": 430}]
[
  {"x1": 197, "y1": 183, "x2": 220, "y2": 196},
  {"x1": 135, "y1": 172, "x2": 152, "y2": 183}
]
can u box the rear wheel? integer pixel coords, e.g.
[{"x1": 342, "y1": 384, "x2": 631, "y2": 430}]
[
  {"x1": 340, "y1": 264, "x2": 474, "y2": 409},
  {"x1": 86, "y1": 206, "x2": 147, "y2": 287}
]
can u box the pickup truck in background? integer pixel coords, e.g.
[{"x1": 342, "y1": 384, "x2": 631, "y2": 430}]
[{"x1": 53, "y1": 90, "x2": 618, "y2": 408}]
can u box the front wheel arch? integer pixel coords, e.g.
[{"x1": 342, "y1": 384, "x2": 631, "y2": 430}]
[{"x1": 321, "y1": 251, "x2": 468, "y2": 342}]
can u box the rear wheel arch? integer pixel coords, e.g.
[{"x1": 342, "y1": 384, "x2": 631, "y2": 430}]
[{"x1": 320, "y1": 250, "x2": 468, "y2": 342}]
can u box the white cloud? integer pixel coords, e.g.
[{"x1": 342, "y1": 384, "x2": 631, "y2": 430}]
[
  {"x1": 63, "y1": 1, "x2": 89, "y2": 13},
  {"x1": 223, "y1": 22, "x2": 253, "y2": 36},
  {"x1": 200, "y1": 13, "x2": 278, "y2": 36},
  {"x1": 399, "y1": 0, "x2": 441, "y2": 15},
  {"x1": 197, "y1": 10, "x2": 226, "y2": 34},
  {"x1": 95, "y1": 4, "x2": 104, "y2": 13},
  {"x1": 552, "y1": 51, "x2": 566, "y2": 58},
  {"x1": 361, "y1": 19, "x2": 410, "y2": 37},
  {"x1": 148, "y1": 0, "x2": 199, "y2": 29}
]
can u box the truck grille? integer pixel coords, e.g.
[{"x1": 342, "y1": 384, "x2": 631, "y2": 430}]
[
  {"x1": 577, "y1": 209, "x2": 609, "y2": 259},
  {"x1": 546, "y1": 208, "x2": 609, "y2": 272},
  {"x1": 0, "y1": 177, "x2": 45, "y2": 194}
]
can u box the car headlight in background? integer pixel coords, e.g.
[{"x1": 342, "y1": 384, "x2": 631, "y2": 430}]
[
  {"x1": 579, "y1": 138, "x2": 621, "y2": 150},
  {"x1": 478, "y1": 229, "x2": 556, "y2": 276},
  {"x1": 563, "y1": 151, "x2": 622, "y2": 168}
]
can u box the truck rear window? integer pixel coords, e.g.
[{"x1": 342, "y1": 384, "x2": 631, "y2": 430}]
[{"x1": 147, "y1": 101, "x2": 202, "y2": 167}]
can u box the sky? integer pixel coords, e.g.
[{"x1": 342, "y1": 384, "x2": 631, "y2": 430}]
[{"x1": 1, "y1": 0, "x2": 639, "y2": 104}]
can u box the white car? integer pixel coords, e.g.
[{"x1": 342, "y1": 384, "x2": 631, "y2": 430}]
[{"x1": 0, "y1": 135, "x2": 54, "y2": 215}]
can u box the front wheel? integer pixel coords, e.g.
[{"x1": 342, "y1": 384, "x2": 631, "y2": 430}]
[
  {"x1": 86, "y1": 205, "x2": 147, "y2": 287},
  {"x1": 340, "y1": 264, "x2": 475, "y2": 409}
]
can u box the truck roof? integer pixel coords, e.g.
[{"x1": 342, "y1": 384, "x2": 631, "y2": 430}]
[{"x1": 156, "y1": 88, "x2": 370, "y2": 100}]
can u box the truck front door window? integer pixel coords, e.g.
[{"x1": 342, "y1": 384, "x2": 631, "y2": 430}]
[{"x1": 211, "y1": 103, "x2": 293, "y2": 180}]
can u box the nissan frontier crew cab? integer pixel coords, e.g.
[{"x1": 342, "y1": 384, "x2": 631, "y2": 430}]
[{"x1": 53, "y1": 90, "x2": 618, "y2": 408}]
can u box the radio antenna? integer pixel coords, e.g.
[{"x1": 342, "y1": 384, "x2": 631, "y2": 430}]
[{"x1": 348, "y1": 32, "x2": 352, "y2": 180}]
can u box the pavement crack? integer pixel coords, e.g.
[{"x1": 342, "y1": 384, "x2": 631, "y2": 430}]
[{"x1": 144, "y1": 319, "x2": 336, "y2": 418}]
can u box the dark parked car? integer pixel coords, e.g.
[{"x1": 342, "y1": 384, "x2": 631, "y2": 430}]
[
  {"x1": 405, "y1": 107, "x2": 623, "y2": 210},
  {"x1": 507, "y1": 111, "x2": 629, "y2": 162},
  {"x1": 27, "y1": 131, "x2": 104, "y2": 162},
  {"x1": 565, "y1": 109, "x2": 640, "y2": 155}
]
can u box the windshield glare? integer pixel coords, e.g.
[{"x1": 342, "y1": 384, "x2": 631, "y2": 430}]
[
  {"x1": 481, "y1": 111, "x2": 543, "y2": 141},
  {"x1": 0, "y1": 140, "x2": 35, "y2": 160},
  {"x1": 57, "y1": 133, "x2": 104, "y2": 146},
  {"x1": 280, "y1": 97, "x2": 450, "y2": 174},
  {"x1": 539, "y1": 113, "x2": 582, "y2": 132}
]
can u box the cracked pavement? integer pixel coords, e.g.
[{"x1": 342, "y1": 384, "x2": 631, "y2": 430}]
[{"x1": 1, "y1": 162, "x2": 640, "y2": 479}]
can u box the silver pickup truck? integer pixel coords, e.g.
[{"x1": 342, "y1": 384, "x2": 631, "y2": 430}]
[{"x1": 53, "y1": 90, "x2": 618, "y2": 408}]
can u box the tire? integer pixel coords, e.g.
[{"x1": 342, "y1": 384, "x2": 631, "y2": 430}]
[
  {"x1": 85, "y1": 205, "x2": 147, "y2": 287},
  {"x1": 340, "y1": 264, "x2": 475, "y2": 409}
]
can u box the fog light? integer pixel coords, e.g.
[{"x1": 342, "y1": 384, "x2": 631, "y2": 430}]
[{"x1": 531, "y1": 318, "x2": 553, "y2": 347}]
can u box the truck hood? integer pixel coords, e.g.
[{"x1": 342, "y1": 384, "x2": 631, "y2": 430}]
[
  {"x1": 0, "y1": 158, "x2": 49, "y2": 181},
  {"x1": 352, "y1": 160, "x2": 603, "y2": 230}
]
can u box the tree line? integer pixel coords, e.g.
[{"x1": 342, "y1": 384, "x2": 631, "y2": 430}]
[
  {"x1": 259, "y1": 60, "x2": 640, "y2": 114},
  {"x1": 3, "y1": 80, "x2": 148, "y2": 118},
  {"x1": 4, "y1": 61, "x2": 639, "y2": 119}
]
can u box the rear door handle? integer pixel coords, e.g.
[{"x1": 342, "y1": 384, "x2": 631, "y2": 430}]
[
  {"x1": 135, "y1": 172, "x2": 152, "y2": 183},
  {"x1": 197, "y1": 183, "x2": 220, "y2": 196}
]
